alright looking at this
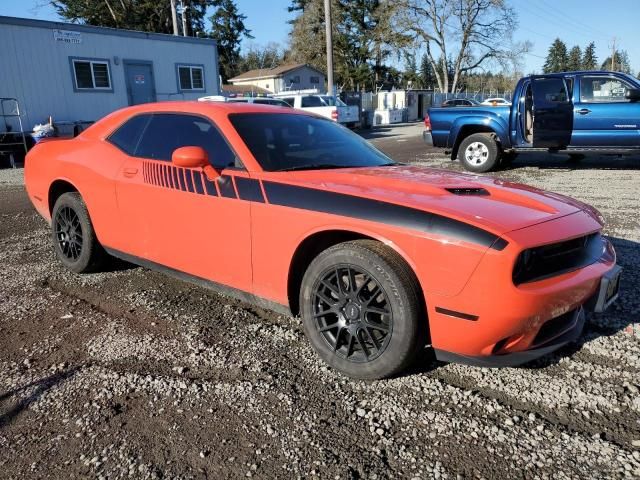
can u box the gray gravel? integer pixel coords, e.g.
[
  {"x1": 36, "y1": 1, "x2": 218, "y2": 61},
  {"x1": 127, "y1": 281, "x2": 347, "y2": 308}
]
[{"x1": 1, "y1": 133, "x2": 639, "y2": 479}]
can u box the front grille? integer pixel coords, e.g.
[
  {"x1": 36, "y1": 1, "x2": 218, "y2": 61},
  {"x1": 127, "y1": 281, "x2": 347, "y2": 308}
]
[
  {"x1": 532, "y1": 309, "x2": 577, "y2": 347},
  {"x1": 513, "y1": 233, "x2": 603, "y2": 284}
]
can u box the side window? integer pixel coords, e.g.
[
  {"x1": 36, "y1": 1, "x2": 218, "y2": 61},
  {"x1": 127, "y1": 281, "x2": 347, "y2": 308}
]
[
  {"x1": 532, "y1": 78, "x2": 569, "y2": 103},
  {"x1": 301, "y1": 96, "x2": 323, "y2": 107},
  {"x1": 580, "y1": 76, "x2": 632, "y2": 103},
  {"x1": 177, "y1": 65, "x2": 204, "y2": 91},
  {"x1": 281, "y1": 97, "x2": 295, "y2": 107},
  {"x1": 108, "y1": 114, "x2": 152, "y2": 155},
  {"x1": 134, "y1": 114, "x2": 237, "y2": 169},
  {"x1": 310, "y1": 76, "x2": 320, "y2": 84}
]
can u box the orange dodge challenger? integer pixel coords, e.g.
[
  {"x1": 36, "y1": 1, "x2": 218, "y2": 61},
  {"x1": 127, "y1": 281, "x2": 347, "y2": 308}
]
[{"x1": 25, "y1": 102, "x2": 621, "y2": 379}]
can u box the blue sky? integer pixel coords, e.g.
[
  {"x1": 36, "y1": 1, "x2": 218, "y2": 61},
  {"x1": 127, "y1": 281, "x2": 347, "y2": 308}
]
[{"x1": 3, "y1": 0, "x2": 638, "y2": 75}]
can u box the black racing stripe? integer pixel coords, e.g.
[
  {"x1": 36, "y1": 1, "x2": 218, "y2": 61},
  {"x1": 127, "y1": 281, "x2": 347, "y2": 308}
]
[
  {"x1": 235, "y1": 177, "x2": 265, "y2": 203},
  {"x1": 176, "y1": 167, "x2": 184, "y2": 191},
  {"x1": 204, "y1": 178, "x2": 218, "y2": 196},
  {"x1": 435, "y1": 307, "x2": 479, "y2": 321},
  {"x1": 262, "y1": 182, "x2": 504, "y2": 249},
  {"x1": 184, "y1": 170, "x2": 194, "y2": 193},
  {"x1": 193, "y1": 171, "x2": 205, "y2": 195},
  {"x1": 218, "y1": 175, "x2": 236, "y2": 198}
]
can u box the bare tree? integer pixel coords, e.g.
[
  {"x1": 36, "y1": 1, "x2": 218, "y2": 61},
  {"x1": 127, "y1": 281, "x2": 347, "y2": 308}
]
[{"x1": 398, "y1": 0, "x2": 524, "y2": 93}]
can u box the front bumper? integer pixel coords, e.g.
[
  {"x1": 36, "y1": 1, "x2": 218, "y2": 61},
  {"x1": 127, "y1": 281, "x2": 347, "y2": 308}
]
[
  {"x1": 423, "y1": 131, "x2": 433, "y2": 146},
  {"x1": 433, "y1": 306, "x2": 585, "y2": 367}
]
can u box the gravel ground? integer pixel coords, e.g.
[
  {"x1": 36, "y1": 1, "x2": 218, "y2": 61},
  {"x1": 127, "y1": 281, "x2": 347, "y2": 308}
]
[{"x1": 1, "y1": 133, "x2": 639, "y2": 479}]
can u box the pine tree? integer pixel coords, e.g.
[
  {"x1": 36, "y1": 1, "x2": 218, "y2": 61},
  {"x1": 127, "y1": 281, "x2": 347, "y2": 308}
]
[
  {"x1": 582, "y1": 42, "x2": 598, "y2": 70},
  {"x1": 600, "y1": 50, "x2": 633, "y2": 74},
  {"x1": 567, "y1": 46, "x2": 582, "y2": 71},
  {"x1": 402, "y1": 53, "x2": 419, "y2": 88},
  {"x1": 50, "y1": 0, "x2": 212, "y2": 35},
  {"x1": 209, "y1": 0, "x2": 253, "y2": 81},
  {"x1": 419, "y1": 53, "x2": 437, "y2": 90},
  {"x1": 543, "y1": 38, "x2": 568, "y2": 73}
]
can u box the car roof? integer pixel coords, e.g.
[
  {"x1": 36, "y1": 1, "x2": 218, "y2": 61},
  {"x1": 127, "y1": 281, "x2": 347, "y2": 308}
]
[{"x1": 81, "y1": 101, "x2": 307, "y2": 140}]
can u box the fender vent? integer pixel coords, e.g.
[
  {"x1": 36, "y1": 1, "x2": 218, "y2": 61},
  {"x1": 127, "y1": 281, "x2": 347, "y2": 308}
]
[{"x1": 445, "y1": 187, "x2": 490, "y2": 196}]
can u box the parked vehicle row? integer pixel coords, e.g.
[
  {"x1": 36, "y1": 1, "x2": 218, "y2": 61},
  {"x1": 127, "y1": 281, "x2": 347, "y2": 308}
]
[{"x1": 424, "y1": 70, "x2": 640, "y2": 172}]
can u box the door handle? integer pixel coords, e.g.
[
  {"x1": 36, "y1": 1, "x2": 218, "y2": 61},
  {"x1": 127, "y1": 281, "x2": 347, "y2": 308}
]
[
  {"x1": 576, "y1": 108, "x2": 591, "y2": 115},
  {"x1": 123, "y1": 167, "x2": 138, "y2": 178}
]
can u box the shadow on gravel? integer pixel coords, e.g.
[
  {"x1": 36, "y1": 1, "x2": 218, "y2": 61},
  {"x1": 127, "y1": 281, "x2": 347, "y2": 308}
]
[
  {"x1": 506, "y1": 153, "x2": 640, "y2": 171},
  {"x1": 408, "y1": 236, "x2": 639, "y2": 375},
  {"x1": 0, "y1": 365, "x2": 81, "y2": 429}
]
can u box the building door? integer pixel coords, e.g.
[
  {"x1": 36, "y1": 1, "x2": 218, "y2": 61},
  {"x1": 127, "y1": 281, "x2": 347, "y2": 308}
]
[{"x1": 124, "y1": 61, "x2": 156, "y2": 105}]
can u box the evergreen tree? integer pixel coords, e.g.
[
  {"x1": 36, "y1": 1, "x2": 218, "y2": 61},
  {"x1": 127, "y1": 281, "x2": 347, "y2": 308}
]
[
  {"x1": 582, "y1": 42, "x2": 598, "y2": 70},
  {"x1": 209, "y1": 0, "x2": 253, "y2": 81},
  {"x1": 402, "y1": 53, "x2": 419, "y2": 88},
  {"x1": 543, "y1": 38, "x2": 568, "y2": 73},
  {"x1": 567, "y1": 46, "x2": 582, "y2": 71},
  {"x1": 600, "y1": 50, "x2": 633, "y2": 74},
  {"x1": 50, "y1": 0, "x2": 212, "y2": 36},
  {"x1": 419, "y1": 53, "x2": 437, "y2": 89}
]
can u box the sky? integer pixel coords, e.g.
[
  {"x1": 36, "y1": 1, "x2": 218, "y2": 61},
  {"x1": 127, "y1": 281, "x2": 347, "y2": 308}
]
[{"x1": 3, "y1": 0, "x2": 638, "y2": 75}]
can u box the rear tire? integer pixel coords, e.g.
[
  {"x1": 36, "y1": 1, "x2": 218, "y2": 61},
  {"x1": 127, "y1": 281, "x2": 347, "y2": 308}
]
[
  {"x1": 299, "y1": 240, "x2": 426, "y2": 380},
  {"x1": 458, "y1": 133, "x2": 500, "y2": 173},
  {"x1": 51, "y1": 192, "x2": 107, "y2": 273}
]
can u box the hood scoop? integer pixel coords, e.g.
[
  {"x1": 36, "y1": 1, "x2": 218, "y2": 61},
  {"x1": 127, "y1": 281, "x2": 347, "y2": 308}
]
[{"x1": 445, "y1": 187, "x2": 490, "y2": 196}]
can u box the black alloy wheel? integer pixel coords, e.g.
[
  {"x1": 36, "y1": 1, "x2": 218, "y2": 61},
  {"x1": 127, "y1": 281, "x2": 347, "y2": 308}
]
[
  {"x1": 300, "y1": 240, "x2": 426, "y2": 379},
  {"x1": 51, "y1": 192, "x2": 107, "y2": 273},
  {"x1": 54, "y1": 206, "x2": 84, "y2": 261},
  {"x1": 313, "y1": 265, "x2": 393, "y2": 362}
]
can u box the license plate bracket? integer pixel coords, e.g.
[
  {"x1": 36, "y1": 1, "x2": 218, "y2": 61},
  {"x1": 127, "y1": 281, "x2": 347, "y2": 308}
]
[{"x1": 592, "y1": 265, "x2": 622, "y2": 313}]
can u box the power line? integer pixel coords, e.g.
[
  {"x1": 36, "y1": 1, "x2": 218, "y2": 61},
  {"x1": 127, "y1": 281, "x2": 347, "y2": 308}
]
[
  {"x1": 535, "y1": 0, "x2": 611, "y2": 39},
  {"x1": 516, "y1": 3, "x2": 609, "y2": 42}
]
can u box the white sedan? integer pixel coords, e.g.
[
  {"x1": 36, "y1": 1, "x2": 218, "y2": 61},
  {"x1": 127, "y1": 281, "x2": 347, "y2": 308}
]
[{"x1": 481, "y1": 97, "x2": 512, "y2": 106}]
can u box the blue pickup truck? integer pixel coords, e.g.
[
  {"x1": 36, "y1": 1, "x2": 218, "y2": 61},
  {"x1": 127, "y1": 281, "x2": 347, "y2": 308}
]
[{"x1": 424, "y1": 71, "x2": 640, "y2": 172}]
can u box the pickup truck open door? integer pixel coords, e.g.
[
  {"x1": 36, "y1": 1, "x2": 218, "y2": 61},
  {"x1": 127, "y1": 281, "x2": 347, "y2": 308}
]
[{"x1": 531, "y1": 76, "x2": 573, "y2": 148}]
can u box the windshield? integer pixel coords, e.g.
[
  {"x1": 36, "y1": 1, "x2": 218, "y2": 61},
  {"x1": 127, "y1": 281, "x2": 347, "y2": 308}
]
[
  {"x1": 320, "y1": 95, "x2": 347, "y2": 107},
  {"x1": 229, "y1": 113, "x2": 395, "y2": 171}
]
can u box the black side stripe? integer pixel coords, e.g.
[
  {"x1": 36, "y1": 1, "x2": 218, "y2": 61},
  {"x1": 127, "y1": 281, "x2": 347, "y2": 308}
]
[
  {"x1": 435, "y1": 307, "x2": 479, "y2": 321},
  {"x1": 193, "y1": 171, "x2": 205, "y2": 195},
  {"x1": 218, "y1": 175, "x2": 237, "y2": 198},
  {"x1": 235, "y1": 177, "x2": 265, "y2": 203},
  {"x1": 262, "y1": 181, "x2": 506, "y2": 249}
]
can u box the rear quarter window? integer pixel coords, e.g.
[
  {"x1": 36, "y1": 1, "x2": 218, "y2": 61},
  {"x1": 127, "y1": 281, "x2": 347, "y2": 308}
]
[{"x1": 108, "y1": 114, "x2": 152, "y2": 155}]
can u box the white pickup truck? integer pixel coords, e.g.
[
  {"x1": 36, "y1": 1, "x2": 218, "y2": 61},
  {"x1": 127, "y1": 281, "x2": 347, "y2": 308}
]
[{"x1": 275, "y1": 93, "x2": 360, "y2": 127}]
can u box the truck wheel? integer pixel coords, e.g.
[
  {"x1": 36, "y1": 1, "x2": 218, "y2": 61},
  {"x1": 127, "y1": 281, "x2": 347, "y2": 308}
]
[
  {"x1": 299, "y1": 240, "x2": 426, "y2": 380},
  {"x1": 458, "y1": 133, "x2": 500, "y2": 173},
  {"x1": 51, "y1": 192, "x2": 107, "y2": 273}
]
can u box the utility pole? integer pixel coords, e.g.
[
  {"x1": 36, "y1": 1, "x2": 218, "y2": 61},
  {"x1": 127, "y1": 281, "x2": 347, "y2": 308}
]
[
  {"x1": 324, "y1": 0, "x2": 334, "y2": 96},
  {"x1": 180, "y1": 0, "x2": 188, "y2": 37},
  {"x1": 610, "y1": 37, "x2": 616, "y2": 71},
  {"x1": 170, "y1": 0, "x2": 179, "y2": 36}
]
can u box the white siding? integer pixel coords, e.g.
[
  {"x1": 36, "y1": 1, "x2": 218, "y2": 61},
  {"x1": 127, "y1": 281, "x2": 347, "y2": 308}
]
[
  {"x1": 0, "y1": 18, "x2": 220, "y2": 129},
  {"x1": 230, "y1": 66, "x2": 325, "y2": 94}
]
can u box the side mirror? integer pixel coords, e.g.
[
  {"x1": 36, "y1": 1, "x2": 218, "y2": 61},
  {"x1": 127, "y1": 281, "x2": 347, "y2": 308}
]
[
  {"x1": 172, "y1": 146, "x2": 208, "y2": 168},
  {"x1": 172, "y1": 146, "x2": 220, "y2": 181},
  {"x1": 625, "y1": 88, "x2": 640, "y2": 101}
]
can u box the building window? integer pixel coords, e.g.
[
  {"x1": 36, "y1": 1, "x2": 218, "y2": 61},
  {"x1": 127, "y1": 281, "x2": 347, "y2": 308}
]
[
  {"x1": 177, "y1": 65, "x2": 205, "y2": 91},
  {"x1": 310, "y1": 76, "x2": 320, "y2": 84},
  {"x1": 289, "y1": 75, "x2": 300, "y2": 84},
  {"x1": 71, "y1": 58, "x2": 111, "y2": 90}
]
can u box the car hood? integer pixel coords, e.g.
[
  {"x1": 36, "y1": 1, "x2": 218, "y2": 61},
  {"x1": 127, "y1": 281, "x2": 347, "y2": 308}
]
[{"x1": 274, "y1": 165, "x2": 596, "y2": 236}]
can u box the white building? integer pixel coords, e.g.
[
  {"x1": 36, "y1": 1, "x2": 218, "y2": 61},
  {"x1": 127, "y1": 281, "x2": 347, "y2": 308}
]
[
  {"x1": 0, "y1": 16, "x2": 220, "y2": 131},
  {"x1": 228, "y1": 64, "x2": 326, "y2": 94}
]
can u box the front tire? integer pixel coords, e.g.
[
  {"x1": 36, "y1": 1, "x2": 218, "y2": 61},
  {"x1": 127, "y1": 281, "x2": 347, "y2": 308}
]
[
  {"x1": 51, "y1": 192, "x2": 106, "y2": 273},
  {"x1": 458, "y1": 133, "x2": 500, "y2": 173},
  {"x1": 299, "y1": 240, "x2": 425, "y2": 380}
]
